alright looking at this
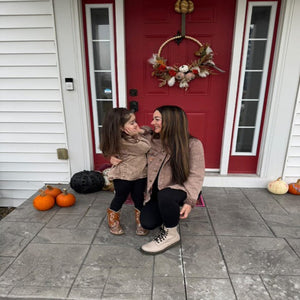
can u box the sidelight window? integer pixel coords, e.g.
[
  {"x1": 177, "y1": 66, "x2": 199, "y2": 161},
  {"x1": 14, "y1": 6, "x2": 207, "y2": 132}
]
[
  {"x1": 86, "y1": 4, "x2": 117, "y2": 153},
  {"x1": 232, "y1": 2, "x2": 277, "y2": 155}
]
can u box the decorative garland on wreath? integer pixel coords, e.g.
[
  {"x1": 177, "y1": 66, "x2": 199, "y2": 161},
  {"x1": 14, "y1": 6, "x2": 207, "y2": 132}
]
[{"x1": 148, "y1": 35, "x2": 224, "y2": 90}]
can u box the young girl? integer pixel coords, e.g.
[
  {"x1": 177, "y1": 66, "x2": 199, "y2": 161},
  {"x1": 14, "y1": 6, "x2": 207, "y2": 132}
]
[{"x1": 100, "y1": 108, "x2": 150, "y2": 236}]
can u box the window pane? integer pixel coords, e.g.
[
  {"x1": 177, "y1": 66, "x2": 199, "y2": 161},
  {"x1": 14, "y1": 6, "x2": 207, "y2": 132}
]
[
  {"x1": 95, "y1": 72, "x2": 112, "y2": 99},
  {"x1": 242, "y1": 72, "x2": 262, "y2": 99},
  {"x1": 239, "y1": 101, "x2": 258, "y2": 126},
  {"x1": 236, "y1": 128, "x2": 255, "y2": 152},
  {"x1": 249, "y1": 6, "x2": 271, "y2": 38},
  {"x1": 93, "y1": 41, "x2": 111, "y2": 70},
  {"x1": 91, "y1": 8, "x2": 110, "y2": 40},
  {"x1": 97, "y1": 101, "x2": 113, "y2": 126},
  {"x1": 246, "y1": 40, "x2": 267, "y2": 70}
]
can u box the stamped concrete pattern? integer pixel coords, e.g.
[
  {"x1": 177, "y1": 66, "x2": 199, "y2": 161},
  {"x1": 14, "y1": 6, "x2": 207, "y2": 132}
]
[{"x1": 0, "y1": 187, "x2": 300, "y2": 299}]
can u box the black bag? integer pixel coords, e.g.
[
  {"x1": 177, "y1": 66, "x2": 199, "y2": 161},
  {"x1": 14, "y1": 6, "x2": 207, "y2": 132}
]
[{"x1": 70, "y1": 170, "x2": 105, "y2": 194}]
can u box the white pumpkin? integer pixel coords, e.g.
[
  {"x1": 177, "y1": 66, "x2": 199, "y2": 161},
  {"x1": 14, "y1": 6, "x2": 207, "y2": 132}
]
[{"x1": 267, "y1": 177, "x2": 288, "y2": 194}]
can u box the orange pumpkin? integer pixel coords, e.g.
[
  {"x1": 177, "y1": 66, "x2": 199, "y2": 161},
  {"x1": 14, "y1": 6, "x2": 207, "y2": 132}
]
[
  {"x1": 288, "y1": 179, "x2": 300, "y2": 195},
  {"x1": 33, "y1": 190, "x2": 55, "y2": 211},
  {"x1": 44, "y1": 185, "x2": 62, "y2": 198},
  {"x1": 56, "y1": 189, "x2": 76, "y2": 207}
]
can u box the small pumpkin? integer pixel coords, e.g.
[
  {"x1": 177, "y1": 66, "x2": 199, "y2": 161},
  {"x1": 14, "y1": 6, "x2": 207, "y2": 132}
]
[
  {"x1": 267, "y1": 177, "x2": 289, "y2": 195},
  {"x1": 44, "y1": 185, "x2": 62, "y2": 198},
  {"x1": 56, "y1": 189, "x2": 76, "y2": 207},
  {"x1": 288, "y1": 179, "x2": 300, "y2": 195},
  {"x1": 33, "y1": 190, "x2": 55, "y2": 211}
]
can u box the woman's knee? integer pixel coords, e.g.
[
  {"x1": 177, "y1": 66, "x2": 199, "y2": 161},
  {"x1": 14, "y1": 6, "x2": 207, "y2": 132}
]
[
  {"x1": 158, "y1": 188, "x2": 186, "y2": 207},
  {"x1": 140, "y1": 206, "x2": 162, "y2": 230}
]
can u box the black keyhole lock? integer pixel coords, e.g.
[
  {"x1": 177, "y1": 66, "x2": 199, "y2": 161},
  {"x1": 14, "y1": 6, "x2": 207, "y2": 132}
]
[{"x1": 129, "y1": 101, "x2": 138, "y2": 112}]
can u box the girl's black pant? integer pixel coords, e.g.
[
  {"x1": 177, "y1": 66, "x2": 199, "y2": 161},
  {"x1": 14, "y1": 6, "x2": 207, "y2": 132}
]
[
  {"x1": 140, "y1": 185, "x2": 187, "y2": 229},
  {"x1": 109, "y1": 178, "x2": 146, "y2": 211}
]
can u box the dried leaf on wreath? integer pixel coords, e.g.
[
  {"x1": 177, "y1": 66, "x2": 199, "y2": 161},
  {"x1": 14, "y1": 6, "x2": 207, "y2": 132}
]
[
  {"x1": 194, "y1": 48, "x2": 203, "y2": 56},
  {"x1": 198, "y1": 54, "x2": 211, "y2": 65},
  {"x1": 159, "y1": 79, "x2": 167, "y2": 87}
]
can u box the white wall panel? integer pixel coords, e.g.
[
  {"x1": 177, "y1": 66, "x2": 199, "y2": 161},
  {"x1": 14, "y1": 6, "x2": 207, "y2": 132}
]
[
  {"x1": 0, "y1": 172, "x2": 69, "y2": 182},
  {"x1": 0, "y1": 0, "x2": 70, "y2": 207},
  {"x1": 0, "y1": 133, "x2": 66, "y2": 143},
  {"x1": 0, "y1": 101, "x2": 61, "y2": 111},
  {"x1": 0, "y1": 15, "x2": 53, "y2": 28},
  {"x1": 1, "y1": 162, "x2": 69, "y2": 172},
  {"x1": 0, "y1": 78, "x2": 59, "y2": 89},
  {"x1": 0, "y1": 112, "x2": 64, "y2": 122},
  {"x1": 0, "y1": 89, "x2": 60, "y2": 100},
  {"x1": 0, "y1": 1, "x2": 52, "y2": 15},
  {"x1": 1, "y1": 122, "x2": 65, "y2": 132},
  {"x1": 0, "y1": 41, "x2": 56, "y2": 53},
  {"x1": 0, "y1": 66, "x2": 58, "y2": 77},
  {"x1": 0, "y1": 153, "x2": 61, "y2": 162},
  {"x1": 0, "y1": 28, "x2": 55, "y2": 41},
  {"x1": 1, "y1": 143, "x2": 66, "y2": 152},
  {"x1": 0, "y1": 54, "x2": 57, "y2": 66},
  {"x1": 0, "y1": 101, "x2": 62, "y2": 112},
  {"x1": 283, "y1": 77, "x2": 300, "y2": 182}
]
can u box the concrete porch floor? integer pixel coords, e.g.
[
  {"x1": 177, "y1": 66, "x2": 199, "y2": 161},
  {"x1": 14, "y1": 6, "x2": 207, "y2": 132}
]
[{"x1": 0, "y1": 187, "x2": 300, "y2": 300}]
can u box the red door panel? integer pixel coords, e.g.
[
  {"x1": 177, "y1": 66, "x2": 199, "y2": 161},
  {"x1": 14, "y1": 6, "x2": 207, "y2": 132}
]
[{"x1": 125, "y1": 0, "x2": 235, "y2": 169}]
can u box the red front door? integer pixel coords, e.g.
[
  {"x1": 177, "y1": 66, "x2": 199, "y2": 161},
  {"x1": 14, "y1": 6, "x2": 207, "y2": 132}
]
[{"x1": 125, "y1": 0, "x2": 235, "y2": 169}]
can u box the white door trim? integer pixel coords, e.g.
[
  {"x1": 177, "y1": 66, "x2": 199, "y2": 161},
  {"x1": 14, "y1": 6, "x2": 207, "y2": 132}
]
[
  {"x1": 53, "y1": 0, "x2": 93, "y2": 174},
  {"x1": 219, "y1": 0, "x2": 247, "y2": 175},
  {"x1": 115, "y1": 0, "x2": 127, "y2": 108}
]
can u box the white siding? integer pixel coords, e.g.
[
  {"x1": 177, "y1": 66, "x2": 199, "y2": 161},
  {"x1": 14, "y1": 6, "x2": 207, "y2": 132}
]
[
  {"x1": 0, "y1": 0, "x2": 70, "y2": 207},
  {"x1": 283, "y1": 84, "x2": 300, "y2": 183}
]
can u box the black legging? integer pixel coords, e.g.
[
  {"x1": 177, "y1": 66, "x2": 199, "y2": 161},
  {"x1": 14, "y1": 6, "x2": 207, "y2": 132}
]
[
  {"x1": 140, "y1": 185, "x2": 187, "y2": 229},
  {"x1": 110, "y1": 178, "x2": 147, "y2": 211}
]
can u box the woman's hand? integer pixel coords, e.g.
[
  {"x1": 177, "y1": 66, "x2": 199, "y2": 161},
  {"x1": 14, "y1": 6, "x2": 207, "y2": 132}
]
[
  {"x1": 110, "y1": 156, "x2": 122, "y2": 166},
  {"x1": 124, "y1": 124, "x2": 144, "y2": 136},
  {"x1": 180, "y1": 204, "x2": 192, "y2": 219}
]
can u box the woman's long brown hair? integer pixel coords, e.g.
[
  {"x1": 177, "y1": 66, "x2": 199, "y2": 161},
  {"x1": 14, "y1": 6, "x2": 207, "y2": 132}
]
[
  {"x1": 100, "y1": 108, "x2": 132, "y2": 157},
  {"x1": 156, "y1": 105, "x2": 191, "y2": 185}
]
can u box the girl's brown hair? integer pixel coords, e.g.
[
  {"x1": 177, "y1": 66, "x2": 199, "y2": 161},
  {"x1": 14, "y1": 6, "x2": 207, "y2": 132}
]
[
  {"x1": 100, "y1": 108, "x2": 132, "y2": 157},
  {"x1": 156, "y1": 105, "x2": 191, "y2": 185}
]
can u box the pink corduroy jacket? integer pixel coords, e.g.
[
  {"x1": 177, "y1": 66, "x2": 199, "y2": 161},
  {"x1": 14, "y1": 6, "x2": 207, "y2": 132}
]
[{"x1": 145, "y1": 135, "x2": 205, "y2": 207}]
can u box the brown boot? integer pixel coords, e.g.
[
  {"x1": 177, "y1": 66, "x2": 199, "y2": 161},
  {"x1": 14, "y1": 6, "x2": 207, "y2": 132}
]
[
  {"x1": 107, "y1": 208, "x2": 124, "y2": 235},
  {"x1": 135, "y1": 208, "x2": 149, "y2": 236}
]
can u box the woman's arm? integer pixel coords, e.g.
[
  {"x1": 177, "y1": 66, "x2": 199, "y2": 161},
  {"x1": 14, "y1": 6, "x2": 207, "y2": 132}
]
[
  {"x1": 183, "y1": 138, "x2": 205, "y2": 207},
  {"x1": 110, "y1": 156, "x2": 122, "y2": 165}
]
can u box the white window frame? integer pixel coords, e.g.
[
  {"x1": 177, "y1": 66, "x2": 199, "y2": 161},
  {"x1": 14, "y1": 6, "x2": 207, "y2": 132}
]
[
  {"x1": 85, "y1": 4, "x2": 117, "y2": 154},
  {"x1": 231, "y1": 1, "x2": 277, "y2": 156}
]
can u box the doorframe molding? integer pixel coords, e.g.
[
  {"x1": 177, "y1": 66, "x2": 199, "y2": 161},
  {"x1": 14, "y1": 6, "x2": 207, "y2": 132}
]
[
  {"x1": 219, "y1": 0, "x2": 247, "y2": 175},
  {"x1": 115, "y1": 0, "x2": 127, "y2": 108}
]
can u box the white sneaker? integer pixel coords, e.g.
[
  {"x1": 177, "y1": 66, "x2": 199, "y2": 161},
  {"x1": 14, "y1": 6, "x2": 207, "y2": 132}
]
[{"x1": 140, "y1": 225, "x2": 180, "y2": 254}]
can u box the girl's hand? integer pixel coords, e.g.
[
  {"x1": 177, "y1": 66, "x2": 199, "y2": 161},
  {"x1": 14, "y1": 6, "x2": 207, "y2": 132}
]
[
  {"x1": 110, "y1": 156, "x2": 122, "y2": 165},
  {"x1": 180, "y1": 204, "x2": 192, "y2": 219}
]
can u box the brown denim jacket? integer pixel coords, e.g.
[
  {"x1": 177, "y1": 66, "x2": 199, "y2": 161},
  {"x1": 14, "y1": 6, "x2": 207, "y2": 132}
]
[
  {"x1": 108, "y1": 135, "x2": 151, "y2": 181},
  {"x1": 145, "y1": 136, "x2": 205, "y2": 207}
]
